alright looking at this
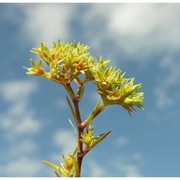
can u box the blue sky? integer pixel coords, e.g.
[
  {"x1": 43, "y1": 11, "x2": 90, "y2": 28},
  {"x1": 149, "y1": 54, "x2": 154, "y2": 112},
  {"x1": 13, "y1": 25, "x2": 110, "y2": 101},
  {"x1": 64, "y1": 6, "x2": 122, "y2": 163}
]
[{"x1": 0, "y1": 3, "x2": 180, "y2": 177}]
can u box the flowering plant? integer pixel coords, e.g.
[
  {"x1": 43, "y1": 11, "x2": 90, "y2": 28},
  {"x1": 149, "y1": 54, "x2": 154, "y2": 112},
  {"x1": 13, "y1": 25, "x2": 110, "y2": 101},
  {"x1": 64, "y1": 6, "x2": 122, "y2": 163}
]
[{"x1": 24, "y1": 40, "x2": 144, "y2": 177}]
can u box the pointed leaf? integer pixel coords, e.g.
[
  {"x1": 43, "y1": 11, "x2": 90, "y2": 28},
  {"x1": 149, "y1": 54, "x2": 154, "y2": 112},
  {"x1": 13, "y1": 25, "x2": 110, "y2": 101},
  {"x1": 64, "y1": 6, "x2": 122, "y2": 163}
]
[
  {"x1": 82, "y1": 100, "x2": 101, "y2": 128},
  {"x1": 79, "y1": 86, "x2": 85, "y2": 101},
  {"x1": 43, "y1": 160, "x2": 60, "y2": 172},
  {"x1": 68, "y1": 119, "x2": 77, "y2": 134},
  {"x1": 66, "y1": 96, "x2": 77, "y2": 123},
  {"x1": 30, "y1": 59, "x2": 36, "y2": 67},
  {"x1": 70, "y1": 155, "x2": 80, "y2": 177},
  {"x1": 83, "y1": 129, "x2": 112, "y2": 157},
  {"x1": 72, "y1": 148, "x2": 77, "y2": 156},
  {"x1": 91, "y1": 130, "x2": 112, "y2": 150}
]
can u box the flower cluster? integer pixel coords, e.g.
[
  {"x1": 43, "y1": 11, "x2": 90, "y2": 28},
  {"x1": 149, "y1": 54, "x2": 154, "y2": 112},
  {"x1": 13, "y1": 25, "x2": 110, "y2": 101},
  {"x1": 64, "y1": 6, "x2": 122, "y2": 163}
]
[
  {"x1": 91, "y1": 65, "x2": 144, "y2": 114},
  {"x1": 25, "y1": 40, "x2": 95, "y2": 85},
  {"x1": 43, "y1": 153, "x2": 79, "y2": 177},
  {"x1": 80, "y1": 125, "x2": 112, "y2": 154},
  {"x1": 25, "y1": 40, "x2": 143, "y2": 114}
]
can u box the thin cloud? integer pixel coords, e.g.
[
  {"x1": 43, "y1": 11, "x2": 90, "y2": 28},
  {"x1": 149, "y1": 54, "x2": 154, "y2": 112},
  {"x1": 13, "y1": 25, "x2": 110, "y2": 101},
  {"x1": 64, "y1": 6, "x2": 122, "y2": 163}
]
[
  {"x1": 16, "y1": 4, "x2": 75, "y2": 46},
  {"x1": 86, "y1": 159, "x2": 109, "y2": 177},
  {"x1": 118, "y1": 162, "x2": 142, "y2": 177},
  {"x1": 0, "y1": 80, "x2": 41, "y2": 138},
  {"x1": 112, "y1": 155, "x2": 143, "y2": 177},
  {"x1": 154, "y1": 87, "x2": 173, "y2": 109},
  {"x1": 0, "y1": 79, "x2": 37, "y2": 103},
  {"x1": 114, "y1": 135, "x2": 129, "y2": 147},
  {"x1": 154, "y1": 56, "x2": 180, "y2": 109},
  {"x1": 83, "y1": 4, "x2": 180, "y2": 60},
  {"x1": 0, "y1": 79, "x2": 42, "y2": 176},
  {"x1": 0, "y1": 156, "x2": 41, "y2": 176},
  {"x1": 53, "y1": 128, "x2": 76, "y2": 155},
  {"x1": 7, "y1": 139, "x2": 37, "y2": 158}
]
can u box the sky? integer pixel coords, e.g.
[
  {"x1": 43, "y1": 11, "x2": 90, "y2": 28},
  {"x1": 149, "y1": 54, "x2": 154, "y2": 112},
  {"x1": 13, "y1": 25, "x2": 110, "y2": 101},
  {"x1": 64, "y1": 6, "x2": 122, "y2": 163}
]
[{"x1": 0, "y1": 3, "x2": 180, "y2": 177}]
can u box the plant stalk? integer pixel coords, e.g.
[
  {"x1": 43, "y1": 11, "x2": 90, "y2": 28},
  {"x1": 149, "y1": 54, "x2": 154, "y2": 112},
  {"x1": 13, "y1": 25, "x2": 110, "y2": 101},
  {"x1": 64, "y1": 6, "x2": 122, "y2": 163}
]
[{"x1": 73, "y1": 97, "x2": 84, "y2": 176}]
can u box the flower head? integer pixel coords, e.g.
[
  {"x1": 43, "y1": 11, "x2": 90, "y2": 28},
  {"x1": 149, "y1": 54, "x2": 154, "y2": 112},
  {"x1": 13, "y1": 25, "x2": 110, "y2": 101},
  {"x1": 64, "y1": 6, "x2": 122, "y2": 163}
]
[
  {"x1": 91, "y1": 63, "x2": 144, "y2": 114},
  {"x1": 25, "y1": 39, "x2": 144, "y2": 114},
  {"x1": 26, "y1": 40, "x2": 95, "y2": 85}
]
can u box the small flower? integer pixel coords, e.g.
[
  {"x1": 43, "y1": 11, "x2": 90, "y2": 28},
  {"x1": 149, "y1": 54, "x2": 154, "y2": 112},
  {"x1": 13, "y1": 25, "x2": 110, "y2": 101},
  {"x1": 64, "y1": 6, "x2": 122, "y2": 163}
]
[
  {"x1": 43, "y1": 153, "x2": 79, "y2": 177},
  {"x1": 92, "y1": 65, "x2": 144, "y2": 114},
  {"x1": 60, "y1": 153, "x2": 75, "y2": 177},
  {"x1": 80, "y1": 125, "x2": 94, "y2": 148},
  {"x1": 26, "y1": 40, "x2": 96, "y2": 84},
  {"x1": 24, "y1": 59, "x2": 45, "y2": 77}
]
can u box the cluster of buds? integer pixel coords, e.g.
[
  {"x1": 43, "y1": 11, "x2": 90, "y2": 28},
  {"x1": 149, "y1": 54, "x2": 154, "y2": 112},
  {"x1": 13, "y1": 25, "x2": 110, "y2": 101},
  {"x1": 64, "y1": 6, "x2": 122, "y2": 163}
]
[
  {"x1": 80, "y1": 125, "x2": 112, "y2": 155},
  {"x1": 25, "y1": 40, "x2": 143, "y2": 113},
  {"x1": 24, "y1": 40, "x2": 95, "y2": 85},
  {"x1": 43, "y1": 153, "x2": 80, "y2": 177},
  {"x1": 91, "y1": 65, "x2": 144, "y2": 114}
]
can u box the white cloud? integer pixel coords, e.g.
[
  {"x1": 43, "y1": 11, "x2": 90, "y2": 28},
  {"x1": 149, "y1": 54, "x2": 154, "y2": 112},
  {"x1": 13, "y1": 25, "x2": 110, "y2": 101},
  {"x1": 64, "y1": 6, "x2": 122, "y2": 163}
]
[
  {"x1": 14, "y1": 116, "x2": 41, "y2": 136},
  {"x1": 86, "y1": 153, "x2": 142, "y2": 177},
  {"x1": 0, "y1": 79, "x2": 42, "y2": 176},
  {"x1": 154, "y1": 87, "x2": 173, "y2": 109},
  {"x1": 154, "y1": 55, "x2": 180, "y2": 109},
  {"x1": 0, "y1": 80, "x2": 41, "y2": 140},
  {"x1": 0, "y1": 156, "x2": 41, "y2": 176},
  {"x1": 53, "y1": 129, "x2": 76, "y2": 155},
  {"x1": 8, "y1": 139, "x2": 37, "y2": 158},
  {"x1": 73, "y1": 4, "x2": 180, "y2": 111},
  {"x1": 0, "y1": 80, "x2": 41, "y2": 138},
  {"x1": 84, "y1": 4, "x2": 180, "y2": 60},
  {"x1": 87, "y1": 159, "x2": 109, "y2": 177},
  {"x1": 16, "y1": 4, "x2": 75, "y2": 46},
  {"x1": 112, "y1": 155, "x2": 142, "y2": 177},
  {"x1": 0, "y1": 115, "x2": 41, "y2": 140},
  {"x1": 118, "y1": 162, "x2": 142, "y2": 177},
  {"x1": 0, "y1": 80, "x2": 37, "y2": 103},
  {"x1": 86, "y1": 4, "x2": 180, "y2": 110}
]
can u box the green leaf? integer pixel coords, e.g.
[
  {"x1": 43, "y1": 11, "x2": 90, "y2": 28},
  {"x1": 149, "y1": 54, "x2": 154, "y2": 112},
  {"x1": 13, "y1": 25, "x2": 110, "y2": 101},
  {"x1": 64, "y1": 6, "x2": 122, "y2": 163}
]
[
  {"x1": 91, "y1": 130, "x2": 112, "y2": 150},
  {"x1": 82, "y1": 100, "x2": 101, "y2": 128},
  {"x1": 66, "y1": 96, "x2": 77, "y2": 124},
  {"x1": 70, "y1": 155, "x2": 80, "y2": 177},
  {"x1": 30, "y1": 59, "x2": 36, "y2": 67},
  {"x1": 43, "y1": 160, "x2": 60, "y2": 172},
  {"x1": 30, "y1": 48, "x2": 40, "y2": 55},
  {"x1": 68, "y1": 119, "x2": 77, "y2": 134},
  {"x1": 79, "y1": 86, "x2": 85, "y2": 101}
]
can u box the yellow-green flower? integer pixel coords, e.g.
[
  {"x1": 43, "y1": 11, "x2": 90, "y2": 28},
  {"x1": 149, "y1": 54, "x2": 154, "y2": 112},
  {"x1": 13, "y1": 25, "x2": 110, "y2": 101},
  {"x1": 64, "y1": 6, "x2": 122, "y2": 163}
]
[
  {"x1": 80, "y1": 125, "x2": 94, "y2": 147},
  {"x1": 91, "y1": 65, "x2": 144, "y2": 114},
  {"x1": 24, "y1": 59, "x2": 45, "y2": 77},
  {"x1": 26, "y1": 40, "x2": 96, "y2": 85}
]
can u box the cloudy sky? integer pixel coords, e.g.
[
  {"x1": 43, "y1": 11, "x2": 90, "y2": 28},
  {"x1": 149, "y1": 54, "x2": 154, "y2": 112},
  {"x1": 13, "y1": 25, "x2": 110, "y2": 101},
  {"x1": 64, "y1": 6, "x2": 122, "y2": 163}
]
[{"x1": 0, "y1": 3, "x2": 180, "y2": 177}]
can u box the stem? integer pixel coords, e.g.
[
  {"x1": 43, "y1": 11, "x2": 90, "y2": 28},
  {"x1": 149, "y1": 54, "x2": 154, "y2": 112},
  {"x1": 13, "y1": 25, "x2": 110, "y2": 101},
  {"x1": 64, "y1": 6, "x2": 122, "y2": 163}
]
[
  {"x1": 64, "y1": 82, "x2": 104, "y2": 177},
  {"x1": 65, "y1": 83, "x2": 84, "y2": 176},
  {"x1": 64, "y1": 84, "x2": 75, "y2": 101},
  {"x1": 72, "y1": 96, "x2": 83, "y2": 176}
]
